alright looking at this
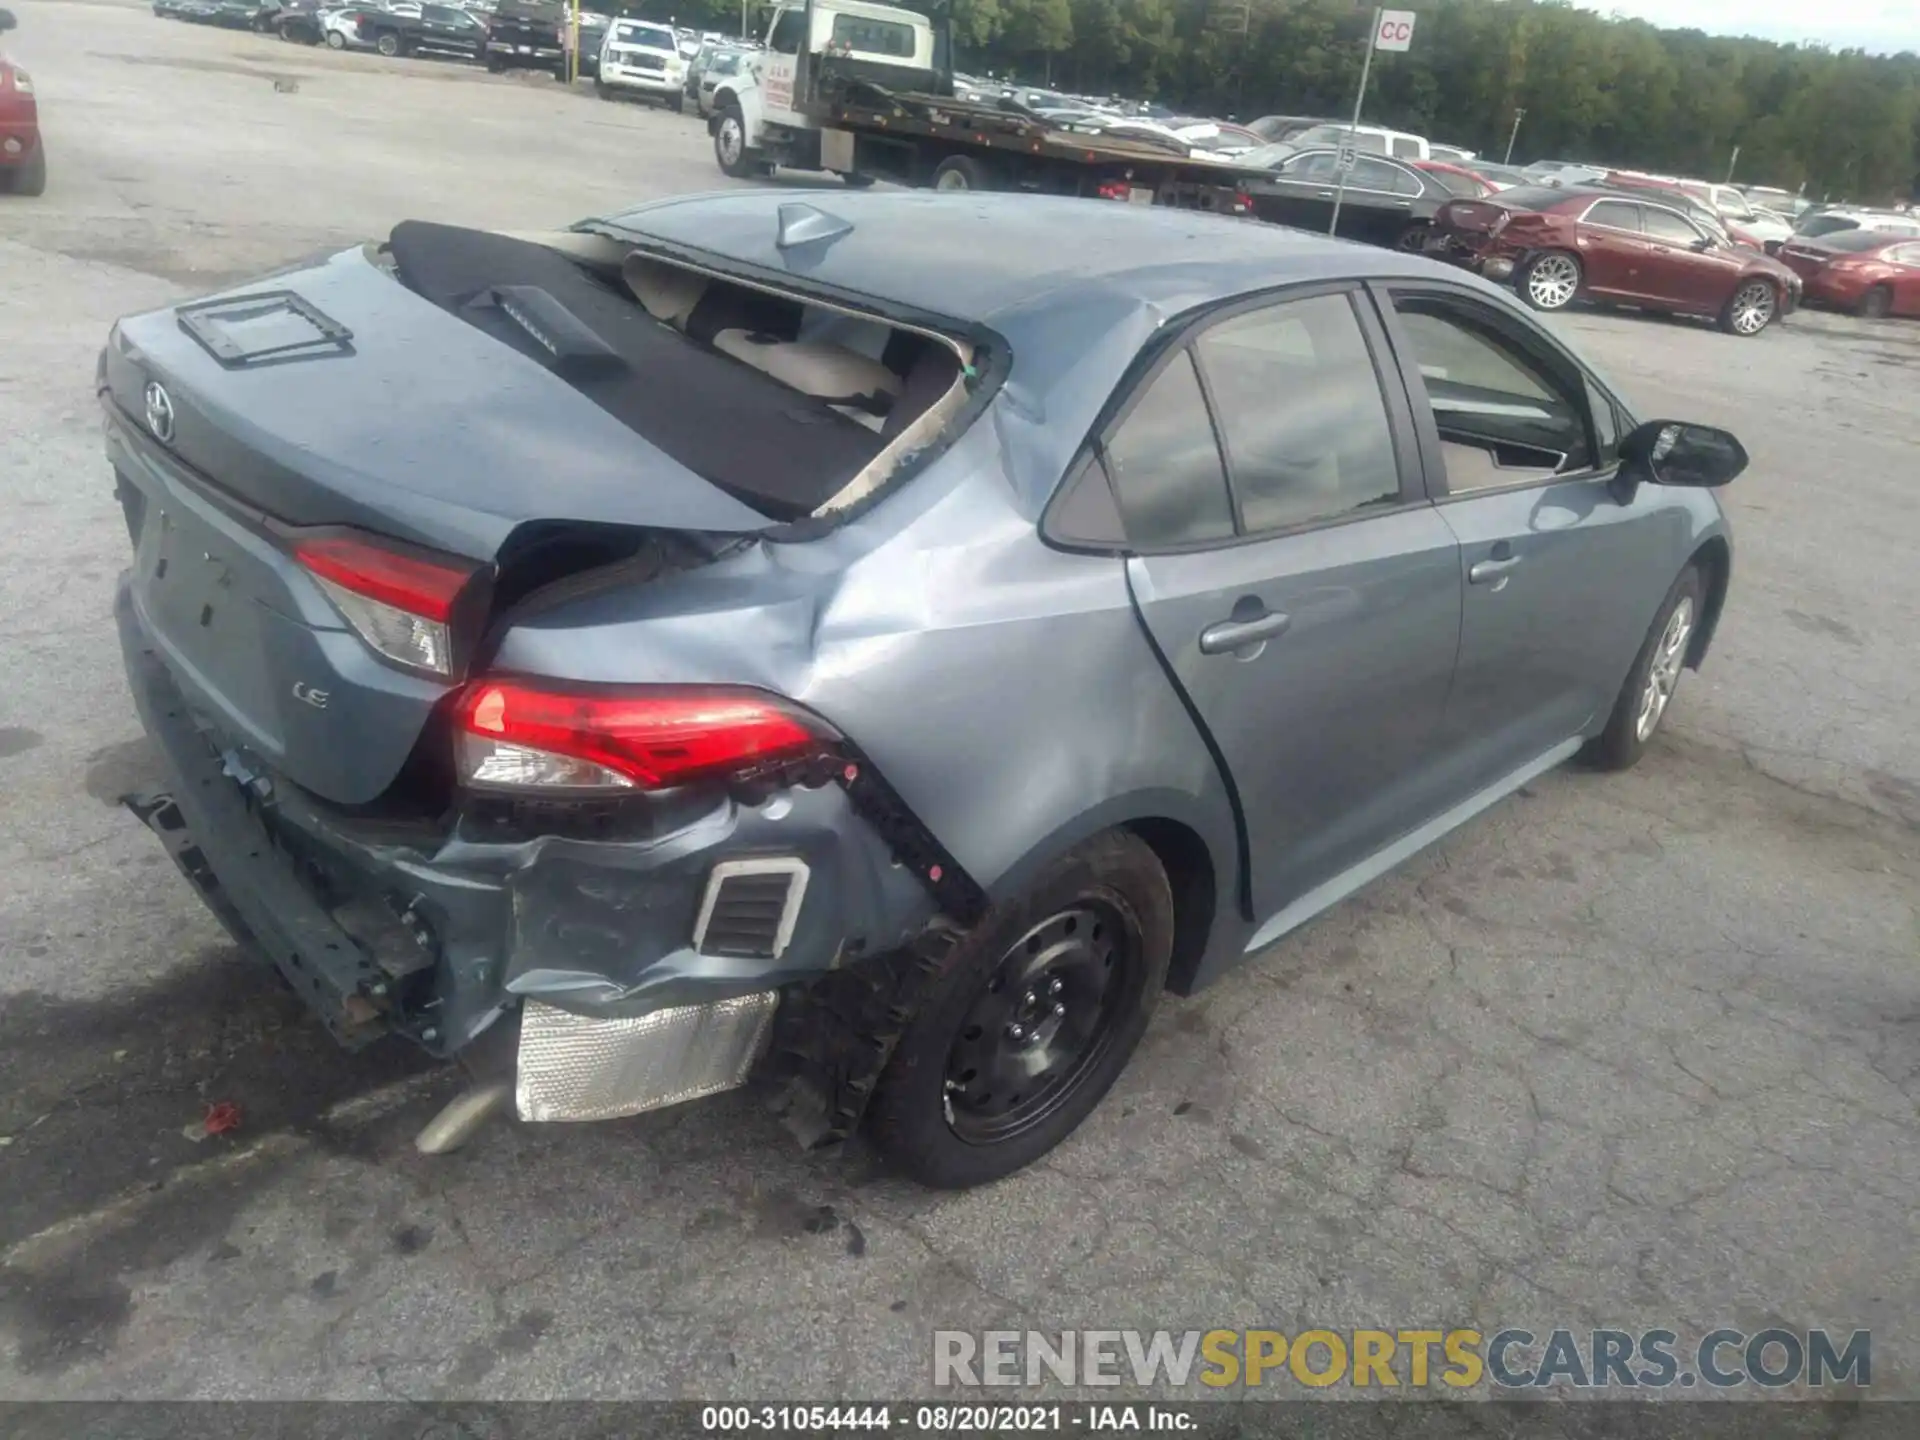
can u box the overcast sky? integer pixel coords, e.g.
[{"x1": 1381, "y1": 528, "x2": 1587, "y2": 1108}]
[{"x1": 1578, "y1": 1, "x2": 1919, "y2": 54}]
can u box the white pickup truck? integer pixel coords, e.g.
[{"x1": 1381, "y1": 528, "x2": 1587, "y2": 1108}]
[{"x1": 706, "y1": 0, "x2": 1261, "y2": 211}]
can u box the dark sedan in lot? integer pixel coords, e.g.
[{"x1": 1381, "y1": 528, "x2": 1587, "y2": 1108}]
[
  {"x1": 1244, "y1": 147, "x2": 1454, "y2": 251},
  {"x1": 102, "y1": 194, "x2": 1744, "y2": 1187},
  {"x1": 1777, "y1": 231, "x2": 1920, "y2": 318},
  {"x1": 1429, "y1": 184, "x2": 1801, "y2": 335}
]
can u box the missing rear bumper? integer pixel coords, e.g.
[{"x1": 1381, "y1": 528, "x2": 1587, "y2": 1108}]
[{"x1": 516, "y1": 992, "x2": 778, "y2": 1122}]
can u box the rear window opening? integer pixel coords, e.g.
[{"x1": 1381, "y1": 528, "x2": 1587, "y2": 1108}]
[{"x1": 383, "y1": 221, "x2": 973, "y2": 525}]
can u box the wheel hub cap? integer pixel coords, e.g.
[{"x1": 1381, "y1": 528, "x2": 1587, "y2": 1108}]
[
  {"x1": 943, "y1": 903, "x2": 1132, "y2": 1144},
  {"x1": 1529, "y1": 257, "x2": 1579, "y2": 308},
  {"x1": 1636, "y1": 596, "x2": 1694, "y2": 741},
  {"x1": 1732, "y1": 283, "x2": 1773, "y2": 334}
]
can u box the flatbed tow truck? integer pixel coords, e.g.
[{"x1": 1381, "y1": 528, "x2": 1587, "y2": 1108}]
[{"x1": 708, "y1": 0, "x2": 1264, "y2": 213}]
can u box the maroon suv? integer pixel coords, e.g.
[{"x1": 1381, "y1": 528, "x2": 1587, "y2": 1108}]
[{"x1": 1429, "y1": 184, "x2": 1802, "y2": 336}]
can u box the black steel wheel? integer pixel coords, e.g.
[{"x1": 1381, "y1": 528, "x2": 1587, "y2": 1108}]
[
  {"x1": 942, "y1": 901, "x2": 1138, "y2": 1145},
  {"x1": 866, "y1": 830, "x2": 1172, "y2": 1188}
]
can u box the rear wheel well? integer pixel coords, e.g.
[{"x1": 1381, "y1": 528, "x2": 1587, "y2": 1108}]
[
  {"x1": 1686, "y1": 536, "x2": 1731, "y2": 667},
  {"x1": 1125, "y1": 818, "x2": 1216, "y2": 997}
]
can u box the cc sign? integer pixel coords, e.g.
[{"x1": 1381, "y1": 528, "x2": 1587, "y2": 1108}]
[{"x1": 1374, "y1": 9, "x2": 1417, "y2": 51}]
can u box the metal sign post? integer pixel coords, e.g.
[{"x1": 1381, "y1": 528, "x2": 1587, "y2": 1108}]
[{"x1": 1329, "y1": 8, "x2": 1414, "y2": 236}]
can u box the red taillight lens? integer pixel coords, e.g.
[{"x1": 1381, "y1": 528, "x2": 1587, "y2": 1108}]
[
  {"x1": 293, "y1": 533, "x2": 476, "y2": 676},
  {"x1": 451, "y1": 682, "x2": 837, "y2": 793},
  {"x1": 295, "y1": 535, "x2": 470, "y2": 621},
  {"x1": 1095, "y1": 180, "x2": 1130, "y2": 201}
]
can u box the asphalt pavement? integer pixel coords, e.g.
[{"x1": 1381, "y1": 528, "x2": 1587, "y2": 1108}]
[{"x1": 1, "y1": 0, "x2": 1916, "y2": 1403}]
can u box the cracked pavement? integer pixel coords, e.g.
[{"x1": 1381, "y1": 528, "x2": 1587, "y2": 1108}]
[{"x1": 2, "y1": 0, "x2": 1917, "y2": 1404}]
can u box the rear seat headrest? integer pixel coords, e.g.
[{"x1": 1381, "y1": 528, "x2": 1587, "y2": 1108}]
[{"x1": 622, "y1": 254, "x2": 708, "y2": 327}]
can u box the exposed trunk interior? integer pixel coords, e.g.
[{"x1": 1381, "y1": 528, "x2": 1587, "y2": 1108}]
[{"x1": 385, "y1": 221, "x2": 973, "y2": 524}]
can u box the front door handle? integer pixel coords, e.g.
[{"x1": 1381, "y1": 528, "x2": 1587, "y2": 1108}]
[
  {"x1": 1199, "y1": 611, "x2": 1291, "y2": 655},
  {"x1": 1469, "y1": 555, "x2": 1520, "y2": 585}
]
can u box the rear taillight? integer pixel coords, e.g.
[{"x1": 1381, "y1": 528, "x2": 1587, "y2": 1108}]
[
  {"x1": 294, "y1": 533, "x2": 477, "y2": 676},
  {"x1": 451, "y1": 682, "x2": 838, "y2": 793},
  {"x1": 1095, "y1": 180, "x2": 1130, "y2": 201}
]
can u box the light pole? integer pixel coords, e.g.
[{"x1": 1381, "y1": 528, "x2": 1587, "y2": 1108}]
[
  {"x1": 1328, "y1": 6, "x2": 1381, "y2": 237},
  {"x1": 1504, "y1": 107, "x2": 1524, "y2": 165},
  {"x1": 1725, "y1": 144, "x2": 1741, "y2": 184}
]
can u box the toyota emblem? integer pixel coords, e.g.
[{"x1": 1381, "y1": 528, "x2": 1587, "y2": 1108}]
[{"x1": 143, "y1": 381, "x2": 175, "y2": 444}]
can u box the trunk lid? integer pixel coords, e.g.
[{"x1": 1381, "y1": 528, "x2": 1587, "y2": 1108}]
[
  {"x1": 1434, "y1": 197, "x2": 1514, "y2": 248},
  {"x1": 106, "y1": 242, "x2": 770, "y2": 806}
]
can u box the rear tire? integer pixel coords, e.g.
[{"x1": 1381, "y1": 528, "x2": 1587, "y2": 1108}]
[
  {"x1": 8, "y1": 144, "x2": 47, "y2": 197},
  {"x1": 1584, "y1": 564, "x2": 1704, "y2": 771},
  {"x1": 841, "y1": 172, "x2": 875, "y2": 188},
  {"x1": 931, "y1": 154, "x2": 994, "y2": 192},
  {"x1": 1395, "y1": 221, "x2": 1430, "y2": 253},
  {"x1": 865, "y1": 830, "x2": 1172, "y2": 1188},
  {"x1": 1519, "y1": 250, "x2": 1582, "y2": 311},
  {"x1": 1857, "y1": 285, "x2": 1893, "y2": 320},
  {"x1": 374, "y1": 29, "x2": 403, "y2": 57},
  {"x1": 1719, "y1": 278, "x2": 1777, "y2": 336},
  {"x1": 325, "y1": 28, "x2": 346, "y2": 48}
]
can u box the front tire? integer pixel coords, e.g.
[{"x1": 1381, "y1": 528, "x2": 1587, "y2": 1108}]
[
  {"x1": 324, "y1": 28, "x2": 346, "y2": 48},
  {"x1": 667, "y1": 92, "x2": 684, "y2": 114},
  {"x1": 1519, "y1": 250, "x2": 1582, "y2": 311},
  {"x1": 374, "y1": 30, "x2": 402, "y2": 57},
  {"x1": 1395, "y1": 220, "x2": 1430, "y2": 253},
  {"x1": 712, "y1": 102, "x2": 761, "y2": 179},
  {"x1": 1584, "y1": 564, "x2": 1704, "y2": 771},
  {"x1": 1857, "y1": 285, "x2": 1893, "y2": 320},
  {"x1": 866, "y1": 831, "x2": 1173, "y2": 1188},
  {"x1": 1719, "y1": 278, "x2": 1777, "y2": 336}
]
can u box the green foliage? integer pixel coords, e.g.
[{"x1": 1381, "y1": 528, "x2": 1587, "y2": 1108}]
[{"x1": 955, "y1": 0, "x2": 1920, "y2": 200}]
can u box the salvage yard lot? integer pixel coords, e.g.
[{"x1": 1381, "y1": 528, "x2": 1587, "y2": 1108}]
[{"x1": 3, "y1": 0, "x2": 1918, "y2": 1402}]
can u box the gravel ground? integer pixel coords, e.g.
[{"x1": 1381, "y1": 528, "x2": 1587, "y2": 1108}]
[{"x1": 1, "y1": 0, "x2": 1916, "y2": 1405}]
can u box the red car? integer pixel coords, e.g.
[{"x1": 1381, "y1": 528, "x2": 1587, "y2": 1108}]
[
  {"x1": 1428, "y1": 184, "x2": 1801, "y2": 336},
  {"x1": 0, "y1": 8, "x2": 44, "y2": 197},
  {"x1": 1412, "y1": 159, "x2": 1496, "y2": 199},
  {"x1": 1775, "y1": 231, "x2": 1920, "y2": 318}
]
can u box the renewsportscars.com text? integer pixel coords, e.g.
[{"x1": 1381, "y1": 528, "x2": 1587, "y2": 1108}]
[{"x1": 933, "y1": 1327, "x2": 1871, "y2": 1390}]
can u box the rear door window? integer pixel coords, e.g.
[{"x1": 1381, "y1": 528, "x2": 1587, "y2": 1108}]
[
  {"x1": 1583, "y1": 200, "x2": 1641, "y2": 232},
  {"x1": 1349, "y1": 157, "x2": 1403, "y2": 193},
  {"x1": 1194, "y1": 293, "x2": 1403, "y2": 533},
  {"x1": 1101, "y1": 353, "x2": 1235, "y2": 547}
]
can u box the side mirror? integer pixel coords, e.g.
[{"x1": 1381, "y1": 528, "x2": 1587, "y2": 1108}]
[
  {"x1": 1689, "y1": 236, "x2": 1715, "y2": 252},
  {"x1": 1620, "y1": 420, "x2": 1747, "y2": 489},
  {"x1": 0, "y1": 8, "x2": 16, "y2": 30}
]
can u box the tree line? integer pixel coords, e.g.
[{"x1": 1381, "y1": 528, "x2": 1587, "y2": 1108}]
[{"x1": 651, "y1": 0, "x2": 1920, "y2": 201}]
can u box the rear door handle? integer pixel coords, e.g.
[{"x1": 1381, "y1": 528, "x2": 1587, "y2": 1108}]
[
  {"x1": 1469, "y1": 556, "x2": 1520, "y2": 585},
  {"x1": 1199, "y1": 611, "x2": 1291, "y2": 654}
]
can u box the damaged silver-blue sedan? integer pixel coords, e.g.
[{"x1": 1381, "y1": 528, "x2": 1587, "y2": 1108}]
[{"x1": 103, "y1": 192, "x2": 1745, "y2": 1187}]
